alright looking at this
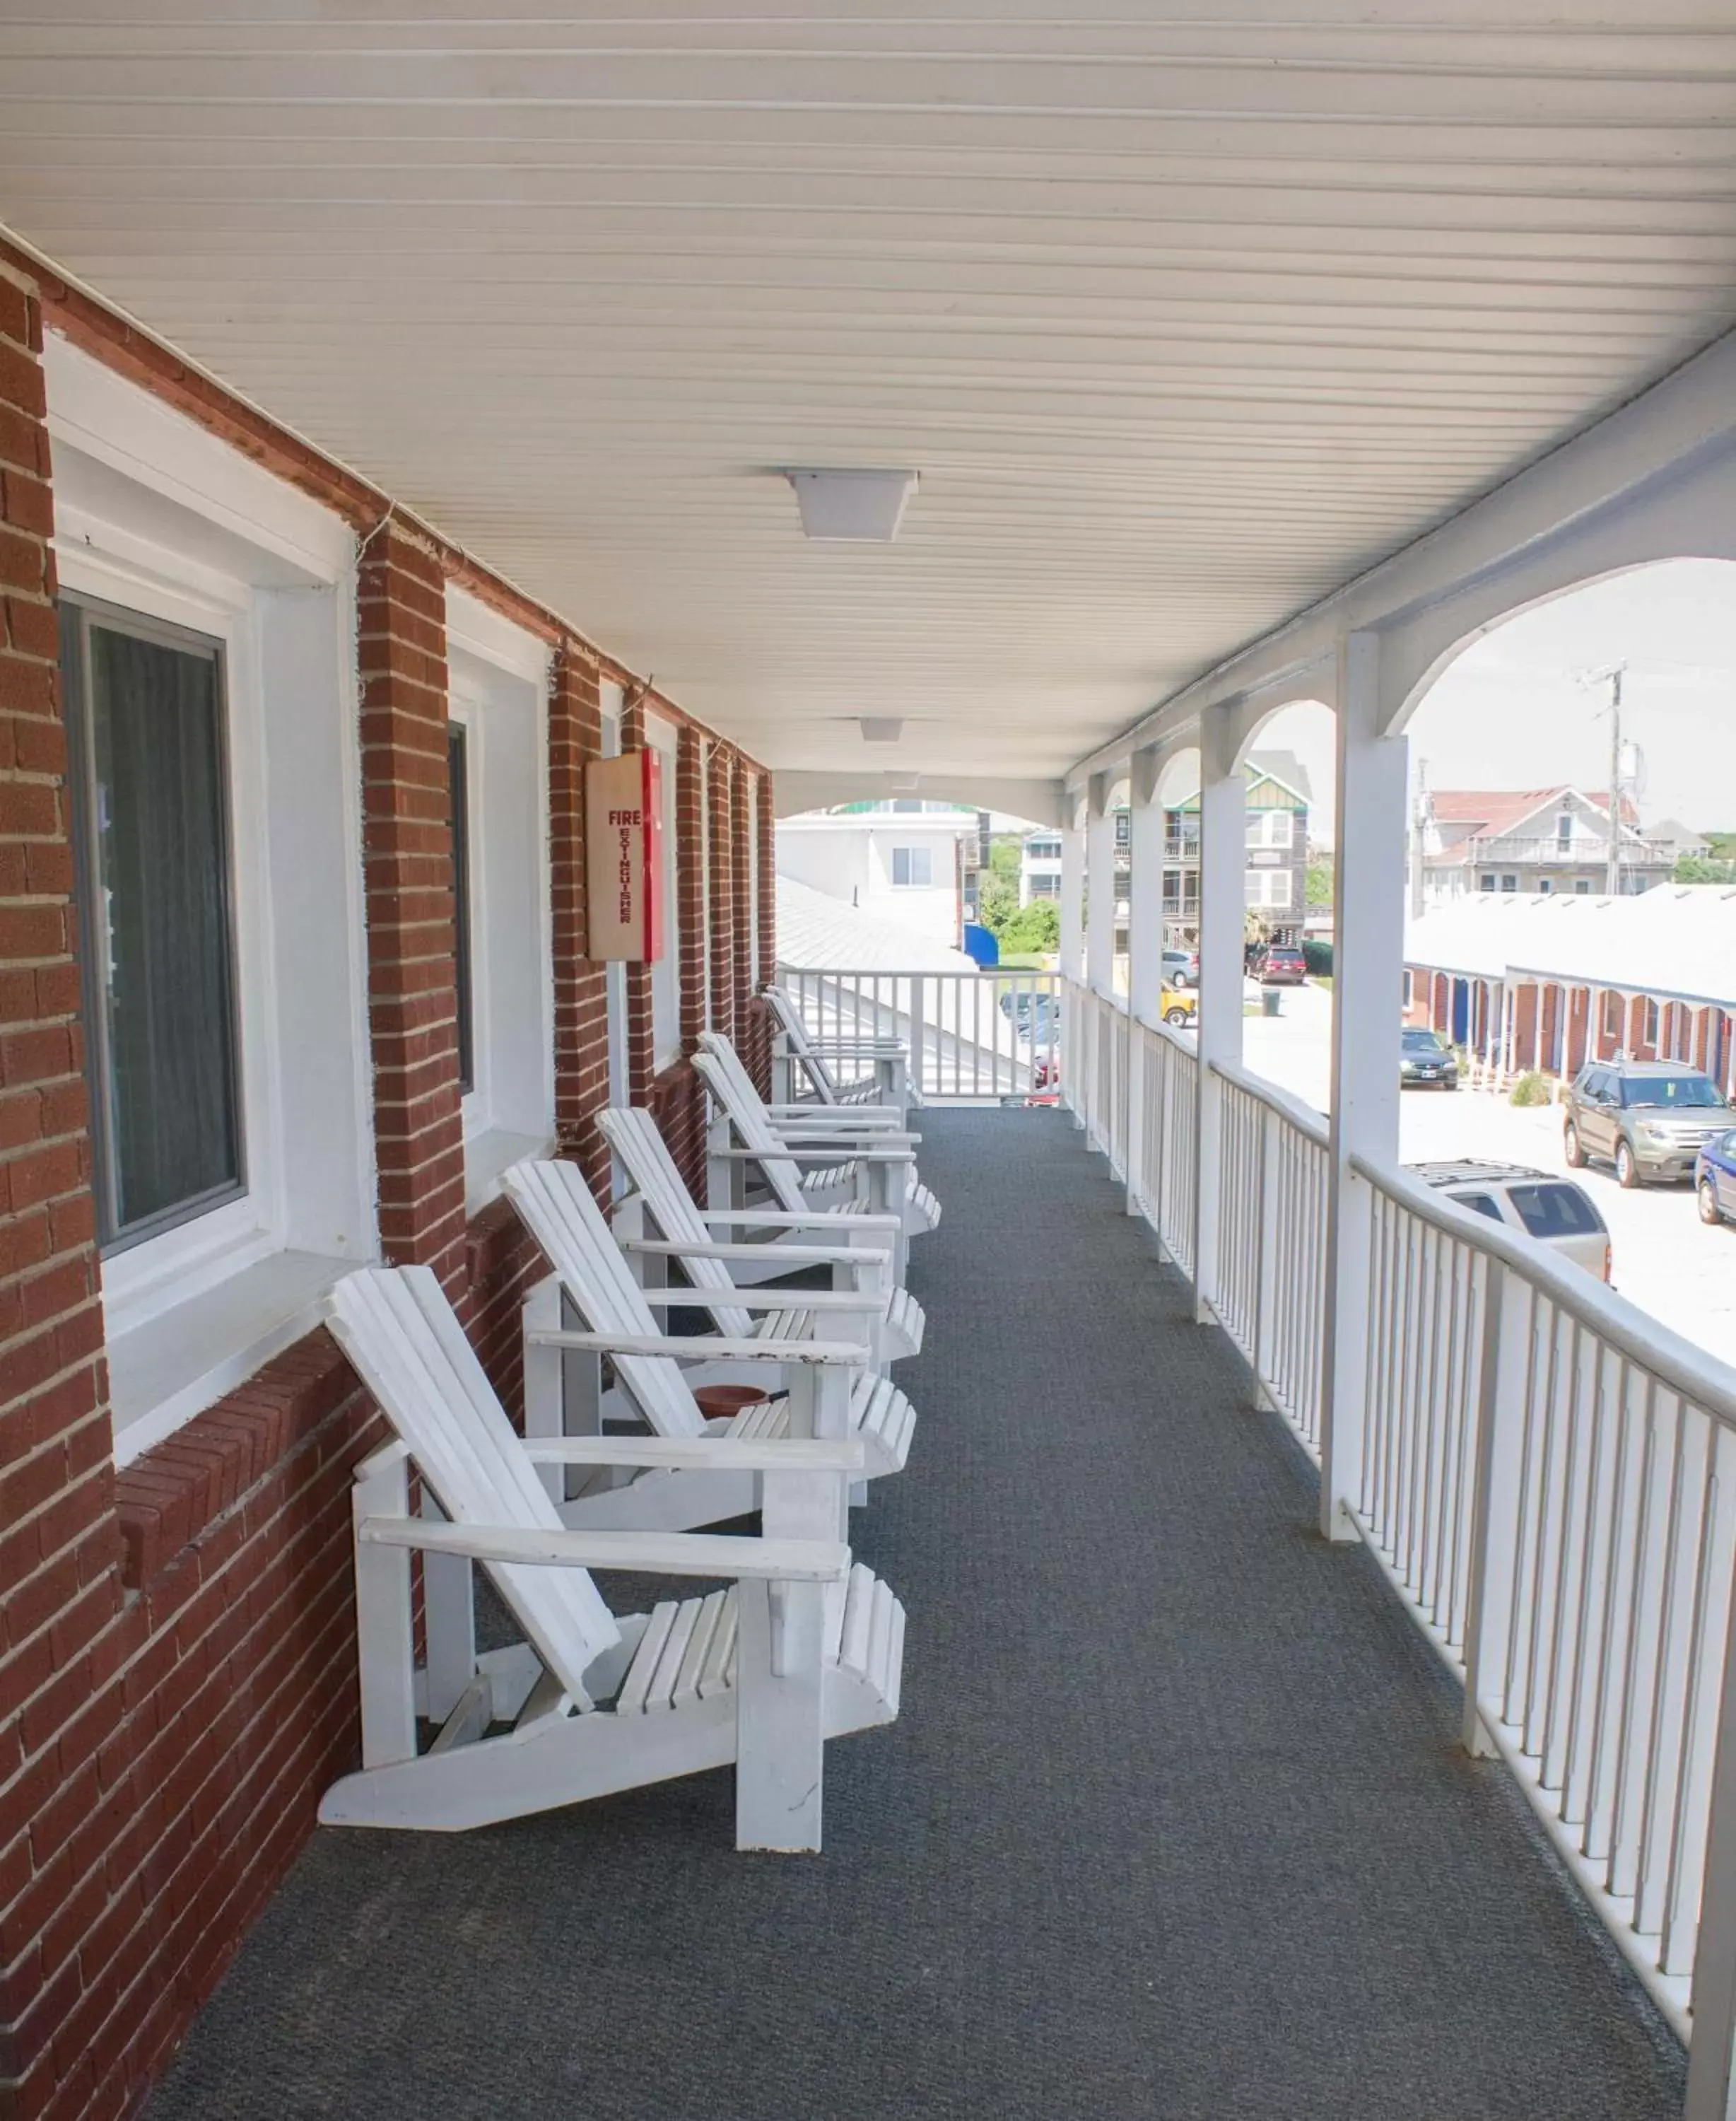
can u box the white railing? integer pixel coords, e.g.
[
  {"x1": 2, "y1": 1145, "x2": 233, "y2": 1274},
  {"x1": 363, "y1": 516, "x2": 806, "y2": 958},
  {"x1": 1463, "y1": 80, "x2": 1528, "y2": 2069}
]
[
  {"x1": 776, "y1": 964, "x2": 1060, "y2": 1102},
  {"x1": 1350, "y1": 1158, "x2": 1736, "y2": 2040},
  {"x1": 1052, "y1": 969, "x2": 1736, "y2": 2064},
  {"x1": 1134, "y1": 1016, "x2": 1199, "y2": 1280},
  {"x1": 1210, "y1": 1059, "x2": 1330, "y2": 1457}
]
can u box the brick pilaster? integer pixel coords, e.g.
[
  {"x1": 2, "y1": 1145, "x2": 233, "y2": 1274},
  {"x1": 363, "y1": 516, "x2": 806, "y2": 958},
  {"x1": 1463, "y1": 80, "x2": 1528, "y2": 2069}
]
[
  {"x1": 731, "y1": 759, "x2": 754, "y2": 1022},
  {"x1": 707, "y1": 741, "x2": 736, "y2": 1044},
  {"x1": 549, "y1": 646, "x2": 611, "y2": 1203},
  {"x1": 756, "y1": 771, "x2": 778, "y2": 988},
  {"x1": 676, "y1": 725, "x2": 707, "y2": 1052},
  {"x1": 356, "y1": 521, "x2": 464, "y2": 1288},
  {"x1": 618, "y1": 693, "x2": 655, "y2": 1103}
]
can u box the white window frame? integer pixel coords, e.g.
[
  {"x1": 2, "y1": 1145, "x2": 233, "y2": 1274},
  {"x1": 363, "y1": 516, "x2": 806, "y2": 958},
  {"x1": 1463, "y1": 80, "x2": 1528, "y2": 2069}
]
[
  {"x1": 645, "y1": 711, "x2": 683, "y2": 1070},
  {"x1": 45, "y1": 337, "x2": 373, "y2": 1463},
  {"x1": 1245, "y1": 809, "x2": 1294, "y2": 851},
  {"x1": 891, "y1": 845, "x2": 933, "y2": 889},
  {"x1": 445, "y1": 590, "x2": 556, "y2": 1213}
]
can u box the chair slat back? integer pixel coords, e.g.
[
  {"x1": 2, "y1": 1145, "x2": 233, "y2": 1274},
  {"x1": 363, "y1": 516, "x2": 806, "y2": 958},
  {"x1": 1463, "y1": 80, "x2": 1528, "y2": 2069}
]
[
  {"x1": 599, "y1": 1107, "x2": 755, "y2": 1339},
  {"x1": 765, "y1": 988, "x2": 843, "y2": 1102},
  {"x1": 694, "y1": 1035, "x2": 809, "y2": 1215},
  {"x1": 503, "y1": 1157, "x2": 708, "y2": 1438},
  {"x1": 326, "y1": 1267, "x2": 619, "y2": 1699}
]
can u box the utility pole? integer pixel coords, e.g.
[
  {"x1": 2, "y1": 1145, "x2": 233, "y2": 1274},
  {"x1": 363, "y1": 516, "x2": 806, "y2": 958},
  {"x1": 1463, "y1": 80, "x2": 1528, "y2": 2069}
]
[{"x1": 1604, "y1": 666, "x2": 1626, "y2": 896}]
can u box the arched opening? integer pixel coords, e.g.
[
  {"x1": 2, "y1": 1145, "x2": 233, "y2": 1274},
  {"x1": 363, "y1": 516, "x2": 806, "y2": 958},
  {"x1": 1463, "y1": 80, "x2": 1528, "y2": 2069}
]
[{"x1": 1395, "y1": 556, "x2": 1736, "y2": 1367}]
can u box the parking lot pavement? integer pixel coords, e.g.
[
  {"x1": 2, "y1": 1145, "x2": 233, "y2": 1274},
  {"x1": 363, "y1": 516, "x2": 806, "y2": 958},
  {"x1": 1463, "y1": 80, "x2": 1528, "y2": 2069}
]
[{"x1": 1241, "y1": 979, "x2": 1736, "y2": 1373}]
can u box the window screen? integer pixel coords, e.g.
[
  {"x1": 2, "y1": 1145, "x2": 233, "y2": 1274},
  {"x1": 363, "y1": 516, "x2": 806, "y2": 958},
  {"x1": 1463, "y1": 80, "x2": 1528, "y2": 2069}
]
[
  {"x1": 62, "y1": 598, "x2": 242, "y2": 1251},
  {"x1": 891, "y1": 846, "x2": 932, "y2": 887}
]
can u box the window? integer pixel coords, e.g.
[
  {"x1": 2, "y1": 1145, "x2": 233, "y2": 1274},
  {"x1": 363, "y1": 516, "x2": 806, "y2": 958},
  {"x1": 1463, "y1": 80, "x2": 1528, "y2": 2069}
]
[
  {"x1": 1453, "y1": 1193, "x2": 1504, "y2": 1223},
  {"x1": 1643, "y1": 998, "x2": 1660, "y2": 1047},
  {"x1": 448, "y1": 722, "x2": 475, "y2": 1094},
  {"x1": 1501, "y1": 874, "x2": 1518, "y2": 893},
  {"x1": 62, "y1": 598, "x2": 243, "y2": 1252},
  {"x1": 1114, "y1": 810, "x2": 1130, "y2": 848},
  {"x1": 1245, "y1": 809, "x2": 1294, "y2": 851},
  {"x1": 1556, "y1": 812, "x2": 1573, "y2": 848},
  {"x1": 891, "y1": 846, "x2": 933, "y2": 888},
  {"x1": 1479, "y1": 875, "x2": 1496, "y2": 892},
  {"x1": 1509, "y1": 1184, "x2": 1604, "y2": 1241},
  {"x1": 1575, "y1": 878, "x2": 1591, "y2": 894},
  {"x1": 1602, "y1": 991, "x2": 1622, "y2": 1039},
  {"x1": 1028, "y1": 874, "x2": 1060, "y2": 899},
  {"x1": 46, "y1": 334, "x2": 374, "y2": 1462},
  {"x1": 1537, "y1": 878, "x2": 1553, "y2": 895},
  {"x1": 1244, "y1": 869, "x2": 1291, "y2": 908}
]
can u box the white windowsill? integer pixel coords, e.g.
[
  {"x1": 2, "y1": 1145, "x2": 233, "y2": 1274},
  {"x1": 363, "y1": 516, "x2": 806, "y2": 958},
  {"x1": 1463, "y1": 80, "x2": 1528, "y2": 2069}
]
[
  {"x1": 110, "y1": 1248, "x2": 356, "y2": 1467},
  {"x1": 464, "y1": 1127, "x2": 557, "y2": 1218}
]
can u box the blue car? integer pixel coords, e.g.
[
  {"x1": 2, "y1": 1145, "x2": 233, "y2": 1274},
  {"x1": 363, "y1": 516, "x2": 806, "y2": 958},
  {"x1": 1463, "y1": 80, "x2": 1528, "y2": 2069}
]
[{"x1": 1696, "y1": 1128, "x2": 1736, "y2": 1227}]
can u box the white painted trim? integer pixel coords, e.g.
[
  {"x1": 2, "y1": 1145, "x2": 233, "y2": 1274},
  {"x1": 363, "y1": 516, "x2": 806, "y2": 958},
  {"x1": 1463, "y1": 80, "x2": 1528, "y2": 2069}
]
[
  {"x1": 43, "y1": 334, "x2": 353, "y2": 584},
  {"x1": 445, "y1": 584, "x2": 552, "y2": 686}
]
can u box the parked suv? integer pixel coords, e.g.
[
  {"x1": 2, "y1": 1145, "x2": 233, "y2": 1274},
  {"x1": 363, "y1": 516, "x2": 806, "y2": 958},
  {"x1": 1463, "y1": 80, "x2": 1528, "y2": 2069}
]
[
  {"x1": 1258, "y1": 944, "x2": 1308, "y2": 986},
  {"x1": 1564, "y1": 1058, "x2": 1730, "y2": 1188},
  {"x1": 1410, "y1": 1160, "x2": 1611, "y2": 1280}
]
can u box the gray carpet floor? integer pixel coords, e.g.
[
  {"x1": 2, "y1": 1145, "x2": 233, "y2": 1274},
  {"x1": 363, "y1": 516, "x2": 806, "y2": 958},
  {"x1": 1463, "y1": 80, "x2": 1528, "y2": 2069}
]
[{"x1": 146, "y1": 1109, "x2": 1687, "y2": 2120}]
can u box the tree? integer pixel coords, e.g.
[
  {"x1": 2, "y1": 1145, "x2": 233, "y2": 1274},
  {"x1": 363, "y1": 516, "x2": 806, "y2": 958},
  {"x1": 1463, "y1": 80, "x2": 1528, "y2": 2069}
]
[
  {"x1": 977, "y1": 868, "x2": 1020, "y2": 933},
  {"x1": 996, "y1": 899, "x2": 1060, "y2": 954},
  {"x1": 1674, "y1": 855, "x2": 1736, "y2": 884},
  {"x1": 1306, "y1": 859, "x2": 1333, "y2": 907}
]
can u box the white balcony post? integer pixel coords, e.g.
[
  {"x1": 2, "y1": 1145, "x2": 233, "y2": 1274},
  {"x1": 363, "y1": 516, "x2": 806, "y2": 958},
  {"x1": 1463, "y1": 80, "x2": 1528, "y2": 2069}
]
[
  {"x1": 1684, "y1": 1580, "x2": 1736, "y2": 2120},
  {"x1": 1059, "y1": 807, "x2": 1085, "y2": 985},
  {"x1": 1126, "y1": 745, "x2": 1166, "y2": 1029},
  {"x1": 1123, "y1": 747, "x2": 1165, "y2": 1215},
  {"x1": 1192, "y1": 710, "x2": 1245, "y2": 1325},
  {"x1": 1320, "y1": 631, "x2": 1409, "y2": 1541},
  {"x1": 1085, "y1": 771, "x2": 1116, "y2": 998}
]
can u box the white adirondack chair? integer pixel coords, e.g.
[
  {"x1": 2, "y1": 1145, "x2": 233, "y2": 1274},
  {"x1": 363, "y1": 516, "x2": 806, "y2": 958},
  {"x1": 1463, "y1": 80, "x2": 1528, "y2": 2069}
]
[
  {"x1": 319, "y1": 1266, "x2": 904, "y2": 1850},
  {"x1": 696, "y1": 1032, "x2": 942, "y2": 1241},
  {"x1": 597, "y1": 1104, "x2": 926, "y2": 1360},
  {"x1": 764, "y1": 983, "x2": 915, "y2": 1118},
  {"x1": 503, "y1": 1157, "x2": 918, "y2": 1532}
]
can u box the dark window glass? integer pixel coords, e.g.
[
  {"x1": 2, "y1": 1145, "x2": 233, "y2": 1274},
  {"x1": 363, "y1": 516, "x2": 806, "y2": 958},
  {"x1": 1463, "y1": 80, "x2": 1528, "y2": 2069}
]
[
  {"x1": 1509, "y1": 1184, "x2": 1605, "y2": 1239},
  {"x1": 61, "y1": 600, "x2": 242, "y2": 1251},
  {"x1": 1453, "y1": 1193, "x2": 1504, "y2": 1222},
  {"x1": 1620, "y1": 1073, "x2": 1725, "y2": 1109},
  {"x1": 449, "y1": 723, "x2": 475, "y2": 1095}
]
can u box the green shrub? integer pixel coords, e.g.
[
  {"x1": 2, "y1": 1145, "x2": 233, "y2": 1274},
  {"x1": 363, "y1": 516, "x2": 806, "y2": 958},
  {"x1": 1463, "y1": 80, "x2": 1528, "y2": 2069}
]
[
  {"x1": 1302, "y1": 936, "x2": 1333, "y2": 976},
  {"x1": 1509, "y1": 1070, "x2": 1554, "y2": 1108}
]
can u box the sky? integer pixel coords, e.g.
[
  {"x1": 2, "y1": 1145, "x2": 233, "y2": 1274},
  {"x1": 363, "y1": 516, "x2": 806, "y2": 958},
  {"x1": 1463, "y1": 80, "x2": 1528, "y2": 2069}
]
[{"x1": 1257, "y1": 559, "x2": 1736, "y2": 848}]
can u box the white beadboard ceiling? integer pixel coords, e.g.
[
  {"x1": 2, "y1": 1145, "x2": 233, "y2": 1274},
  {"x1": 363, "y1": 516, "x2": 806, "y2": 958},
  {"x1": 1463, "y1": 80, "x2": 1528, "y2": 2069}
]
[{"x1": 2, "y1": 4, "x2": 1734, "y2": 779}]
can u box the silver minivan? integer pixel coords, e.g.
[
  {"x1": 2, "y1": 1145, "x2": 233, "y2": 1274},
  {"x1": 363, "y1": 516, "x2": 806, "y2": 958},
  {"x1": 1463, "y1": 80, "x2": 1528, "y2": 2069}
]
[{"x1": 1408, "y1": 1159, "x2": 1612, "y2": 1281}]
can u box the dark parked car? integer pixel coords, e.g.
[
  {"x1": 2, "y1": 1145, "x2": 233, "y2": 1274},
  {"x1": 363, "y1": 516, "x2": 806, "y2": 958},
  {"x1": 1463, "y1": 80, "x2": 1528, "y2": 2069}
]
[
  {"x1": 1400, "y1": 1027, "x2": 1458, "y2": 1089},
  {"x1": 1564, "y1": 1058, "x2": 1730, "y2": 1188},
  {"x1": 1696, "y1": 1128, "x2": 1736, "y2": 1226},
  {"x1": 1259, "y1": 945, "x2": 1307, "y2": 986}
]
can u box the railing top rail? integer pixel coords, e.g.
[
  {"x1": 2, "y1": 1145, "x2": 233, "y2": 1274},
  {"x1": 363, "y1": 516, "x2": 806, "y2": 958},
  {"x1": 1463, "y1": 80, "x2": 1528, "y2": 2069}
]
[
  {"x1": 1137, "y1": 1013, "x2": 1198, "y2": 1060},
  {"x1": 778, "y1": 965, "x2": 1058, "y2": 980},
  {"x1": 1208, "y1": 1056, "x2": 1330, "y2": 1149},
  {"x1": 1351, "y1": 1149, "x2": 1736, "y2": 1430}
]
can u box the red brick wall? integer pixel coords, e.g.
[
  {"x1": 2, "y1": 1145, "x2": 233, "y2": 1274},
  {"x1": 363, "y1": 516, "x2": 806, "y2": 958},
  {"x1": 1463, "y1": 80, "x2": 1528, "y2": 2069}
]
[
  {"x1": 756, "y1": 771, "x2": 777, "y2": 988},
  {"x1": 357, "y1": 520, "x2": 466, "y2": 1290},
  {"x1": 707, "y1": 742, "x2": 736, "y2": 1044},
  {"x1": 549, "y1": 648, "x2": 611, "y2": 1204},
  {"x1": 0, "y1": 246, "x2": 770, "y2": 2121},
  {"x1": 676, "y1": 727, "x2": 707, "y2": 1052}
]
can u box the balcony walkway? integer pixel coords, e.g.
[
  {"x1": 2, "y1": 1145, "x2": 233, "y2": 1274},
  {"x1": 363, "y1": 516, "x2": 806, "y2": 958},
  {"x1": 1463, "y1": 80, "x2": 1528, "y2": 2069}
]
[{"x1": 146, "y1": 1110, "x2": 1684, "y2": 2120}]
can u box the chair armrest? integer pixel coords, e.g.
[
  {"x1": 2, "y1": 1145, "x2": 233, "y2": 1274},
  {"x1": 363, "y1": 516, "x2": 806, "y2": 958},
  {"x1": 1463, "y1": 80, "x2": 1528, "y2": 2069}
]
[
  {"x1": 620, "y1": 1237, "x2": 893, "y2": 1270},
  {"x1": 526, "y1": 1328, "x2": 872, "y2": 1365},
  {"x1": 634, "y1": 1287, "x2": 888, "y2": 1317},
  {"x1": 521, "y1": 1436, "x2": 864, "y2": 1473},
  {"x1": 764, "y1": 1106, "x2": 908, "y2": 1128},
  {"x1": 696, "y1": 1208, "x2": 902, "y2": 1234},
  {"x1": 710, "y1": 1147, "x2": 915, "y2": 1165},
  {"x1": 358, "y1": 1518, "x2": 850, "y2": 1583}
]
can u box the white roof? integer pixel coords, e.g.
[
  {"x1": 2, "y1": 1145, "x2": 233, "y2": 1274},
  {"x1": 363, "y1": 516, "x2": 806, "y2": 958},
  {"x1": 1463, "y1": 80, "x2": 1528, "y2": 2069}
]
[
  {"x1": 1406, "y1": 887, "x2": 1736, "y2": 1009},
  {"x1": 774, "y1": 876, "x2": 978, "y2": 974}
]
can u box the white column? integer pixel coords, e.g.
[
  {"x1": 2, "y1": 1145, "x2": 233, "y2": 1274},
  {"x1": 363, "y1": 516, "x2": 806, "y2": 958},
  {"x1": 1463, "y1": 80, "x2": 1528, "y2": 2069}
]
[
  {"x1": 1085, "y1": 771, "x2": 1115, "y2": 995},
  {"x1": 1058, "y1": 809, "x2": 1085, "y2": 983},
  {"x1": 1320, "y1": 631, "x2": 1409, "y2": 1541},
  {"x1": 1126, "y1": 745, "x2": 1166, "y2": 1028},
  {"x1": 1191, "y1": 711, "x2": 1245, "y2": 1324}
]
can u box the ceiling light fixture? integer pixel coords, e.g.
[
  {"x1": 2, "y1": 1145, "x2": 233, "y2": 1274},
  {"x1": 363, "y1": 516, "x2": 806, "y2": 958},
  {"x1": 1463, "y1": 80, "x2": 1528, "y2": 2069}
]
[
  {"x1": 860, "y1": 718, "x2": 904, "y2": 744},
  {"x1": 785, "y1": 468, "x2": 919, "y2": 542}
]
